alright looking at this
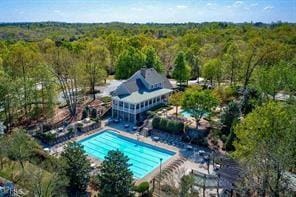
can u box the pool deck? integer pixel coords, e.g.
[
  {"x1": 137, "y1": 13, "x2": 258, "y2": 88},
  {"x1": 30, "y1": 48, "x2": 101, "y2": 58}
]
[
  {"x1": 49, "y1": 119, "x2": 214, "y2": 185},
  {"x1": 74, "y1": 125, "x2": 180, "y2": 184}
]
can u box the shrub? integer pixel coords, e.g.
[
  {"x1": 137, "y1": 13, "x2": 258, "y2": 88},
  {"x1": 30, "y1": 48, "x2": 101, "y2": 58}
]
[
  {"x1": 90, "y1": 108, "x2": 98, "y2": 119},
  {"x1": 76, "y1": 122, "x2": 83, "y2": 129},
  {"x1": 67, "y1": 127, "x2": 74, "y2": 134},
  {"x1": 159, "y1": 118, "x2": 167, "y2": 131},
  {"x1": 152, "y1": 116, "x2": 184, "y2": 134},
  {"x1": 152, "y1": 116, "x2": 161, "y2": 129},
  {"x1": 81, "y1": 108, "x2": 88, "y2": 120},
  {"x1": 101, "y1": 96, "x2": 111, "y2": 103},
  {"x1": 134, "y1": 181, "x2": 149, "y2": 194},
  {"x1": 225, "y1": 129, "x2": 236, "y2": 151}
]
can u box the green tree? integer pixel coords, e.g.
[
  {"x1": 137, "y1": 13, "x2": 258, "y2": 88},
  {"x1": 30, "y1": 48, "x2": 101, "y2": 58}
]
[
  {"x1": 96, "y1": 150, "x2": 133, "y2": 197},
  {"x1": 60, "y1": 142, "x2": 91, "y2": 194},
  {"x1": 143, "y1": 46, "x2": 164, "y2": 73},
  {"x1": 223, "y1": 42, "x2": 242, "y2": 85},
  {"x1": 115, "y1": 47, "x2": 145, "y2": 79},
  {"x1": 233, "y1": 102, "x2": 296, "y2": 196},
  {"x1": 239, "y1": 39, "x2": 284, "y2": 90},
  {"x1": 26, "y1": 168, "x2": 67, "y2": 197},
  {"x1": 179, "y1": 174, "x2": 195, "y2": 197},
  {"x1": 220, "y1": 101, "x2": 240, "y2": 130},
  {"x1": 5, "y1": 42, "x2": 41, "y2": 115},
  {"x1": 169, "y1": 92, "x2": 183, "y2": 117},
  {"x1": 172, "y1": 51, "x2": 191, "y2": 87},
  {"x1": 254, "y1": 62, "x2": 295, "y2": 101},
  {"x1": 182, "y1": 88, "x2": 218, "y2": 128},
  {"x1": 0, "y1": 71, "x2": 21, "y2": 130},
  {"x1": 6, "y1": 129, "x2": 40, "y2": 170},
  {"x1": 185, "y1": 49, "x2": 200, "y2": 80},
  {"x1": 81, "y1": 43, "x2": 109, "y2": 100},
  {"x1": 202, "y1": 58, "x2": 222, "y2": 86}
]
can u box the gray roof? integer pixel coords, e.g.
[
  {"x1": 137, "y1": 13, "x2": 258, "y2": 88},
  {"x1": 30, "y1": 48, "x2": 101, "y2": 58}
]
[
  {"x1": 123, "y1": 79, "x2": 146, "y2": 94},
  {"x1": 113, "y1": 68, "x2": 173, "y2": 97},
  {"x1": 114, "y1": 88, "x2": 173, "y2": 104},
  {"x1": 139, "y1": 68, "x2": 164, "y2": 85}
]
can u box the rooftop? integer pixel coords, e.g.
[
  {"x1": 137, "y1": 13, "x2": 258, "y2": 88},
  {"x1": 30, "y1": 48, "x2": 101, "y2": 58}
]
[{"x1": 113, "y1": 88, "x2": 173, "y2": 104}]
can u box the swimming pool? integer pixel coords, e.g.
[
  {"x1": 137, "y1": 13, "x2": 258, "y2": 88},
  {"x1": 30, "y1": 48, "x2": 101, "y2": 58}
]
[
  {"x1": 180, "y1": 110, "x2": 209, "y2": 118},
  {"x1": 78, "y1": 130, "x2": 175, "y2": 179}
]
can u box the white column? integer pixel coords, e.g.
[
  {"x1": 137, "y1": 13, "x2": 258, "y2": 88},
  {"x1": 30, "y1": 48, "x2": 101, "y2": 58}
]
[{"x1": 128, "y1": 103, "x2": 131, "y2": 122}]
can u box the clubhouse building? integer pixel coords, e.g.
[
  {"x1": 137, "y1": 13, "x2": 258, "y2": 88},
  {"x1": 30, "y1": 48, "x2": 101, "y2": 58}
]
[{"x1": 111, "y1": 68, "x2": 173, "y2": 123}]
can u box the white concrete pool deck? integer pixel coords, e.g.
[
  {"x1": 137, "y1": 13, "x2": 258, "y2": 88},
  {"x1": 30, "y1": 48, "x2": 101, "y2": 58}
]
[{"x1": 49, "y1": 121, "x2": 214, "y2": 184}]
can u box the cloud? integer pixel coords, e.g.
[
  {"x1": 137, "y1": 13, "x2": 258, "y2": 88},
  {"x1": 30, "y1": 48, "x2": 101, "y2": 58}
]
[
  {"x1": 250, "y1": 3, "x2": 258, "y2": 7},
  {"x1": 176, "y1": 5, "x2": 187, "y2": 9},
  {"x1": 54, "y1": 10, "x2": 62, "y2": 14},
  {"x1": 263, "y1": 6, "x2": 274, "y2": 11},
  {"x1": 233, "y1": 1, "x2": 244, "y2": 7},
  {"x1": 206, "y1": 3, "x2": 217, "y2": 7},
  {"x1": 131, "y1": 7, "x2": 144, "y2": 11}
]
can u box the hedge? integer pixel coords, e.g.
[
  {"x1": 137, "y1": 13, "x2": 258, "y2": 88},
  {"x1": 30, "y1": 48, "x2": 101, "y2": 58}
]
[
  {"x1": 134, "y1": 181, "x2": 149, "y2": 194},
  {"x1": 152, "y1": 116, "x2": 184, "y2": 134}
]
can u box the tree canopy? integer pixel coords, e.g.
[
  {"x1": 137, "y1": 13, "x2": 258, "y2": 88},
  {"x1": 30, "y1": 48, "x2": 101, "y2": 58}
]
[
  {"x1": 233, "y1": 102, "x2": 296, "y2": 195},
  {"x1": 96, "y1": 150, "x2": 133, "y2": 197},
  {"x1": 60, "y1": 142, "x2": 91, "y2": 194},
  {"x1": 182, "y1": 87, "x2": 219, "y2": 128}
]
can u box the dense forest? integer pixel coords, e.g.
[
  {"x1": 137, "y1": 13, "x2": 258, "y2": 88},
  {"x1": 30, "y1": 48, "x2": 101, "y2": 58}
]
[{"x1": 0, "y1": 22, "x2": 295, "y2": 128}]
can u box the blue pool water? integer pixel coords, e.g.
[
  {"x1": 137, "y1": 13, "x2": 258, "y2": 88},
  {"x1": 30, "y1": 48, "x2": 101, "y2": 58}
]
[
  {"x1": 78, "y1": 130, "x2": 175, "y2": 179},
  {"x1": 180, "y1": 110, "x2": 209, "y2": 118}
]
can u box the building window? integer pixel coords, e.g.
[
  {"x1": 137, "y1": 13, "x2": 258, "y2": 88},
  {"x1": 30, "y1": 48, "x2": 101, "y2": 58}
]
[
  {"x1": 124, "y1": 103, "x2": 129, "y2": 108},
  {"x1": 130, "y1": 104, "x2": 134, "y2": 109},
  {"x1": 145, "y1": 101, "x2": 148, "y2": 106},
  {"x1": 119, "y1": 101, "x2": 123, "y2": 107},
  {"x1": 136, "y1": 104, "x2": 139, "y2": 109},
  {"x1": 149, "y1": 99, "x2": 152, "y2": 105},
  {"x1": 141, "y1": 102, "x2": 144, "y2": 108}
]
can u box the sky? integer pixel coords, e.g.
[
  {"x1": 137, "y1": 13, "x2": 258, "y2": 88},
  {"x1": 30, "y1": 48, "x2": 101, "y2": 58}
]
[{"x1": 0, "y1": 0, "x2": 295, "y2": 23}]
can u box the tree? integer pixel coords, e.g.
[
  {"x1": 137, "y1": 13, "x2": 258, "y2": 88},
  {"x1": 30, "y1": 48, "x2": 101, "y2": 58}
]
[
  {"x1": 220, "y1": 101, "x2": 240, "y2": 130},
  {"x1": 46, "y1": 46, "x2": 80, "y2": 117},
  {"x1": 115, "y1": 47, "x2": 145, "y2": 79},
  {"x1": 26, "y1": 168, "x2": 67, "y2": 197},
  {"x1": 81, "y1": 43, "x2": 109, "y2": 100},
  {"x1": 143, "y1": 46, "x2": 164, "y2": 73},
  {"x1": 0, "y1": 71, "x2": 21, "y2": 130},
  {"x1": 254, "y1": 62, "x2": 295, "y2": 101},
  {"x1": 185, "y1": 49, "x2": 200, "y2": 80},
  {"x1": 233, "y1": 102, "x2": 296, "y2": 196},
  {"x1": 6, "y1": 129, "x2": 40, "y2": 170},
  {"x1": 172, "y1": 51, "x2": 191, "y2": 87},
  {"x1": 96, "y1": 150, "x2": 133, "y2": 197},
  {"x1": 239, "y1": 38, "x2": 284, "y2": 90},
  {"x1": 202, "y1": 58, "x2": 222, "y2": 86},
  {"x1": 223, "y1": 42, "x2": 242, "y2": 85},
  {"x1": 182, "y1": 88, "x2": 218, "y2": 128},
  {"x1": 169, "y1": 91, "x2": 183, "y2": 117},
  {"x1": 179, "y1": 174, "x2": 195, "y2": 197},
  {"x1": 60, "y1": 142, "x2": 91, "y2": 194},
  {"x1": 0, "y1": 135, "x2": 8, "y2": 169},
  {"x1": 5, "y1": 42, "x2": 41, "y2": 116}
]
